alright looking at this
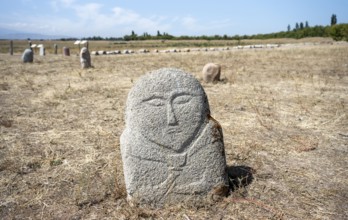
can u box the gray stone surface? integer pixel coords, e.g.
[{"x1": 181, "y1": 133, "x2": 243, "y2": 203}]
[
  {"x1": 9, "y1": 40, "x2": 13, "y2": 55},
  {"x1": 54, "y1": 44, "x2": 58, "y2": 55},
  {"x1": 63, "y1": 47, "x2": 70, "y2": 56},
  {"x1": 98, "y1": 50, "x2": 106, "y2": 55},
  {"x1": 21, "y1": 49, "x2": 33, "y2": 63},
  {"x1": 39, "y1": 46, "x2": 45, "y2": 56},
  {"x1": 120, "y1": 68, "x2": 228, "y2": 206},
  {"x1": 202, "y1": 63, "x2": 221, "y2": 83},
  {"x1": 80, "y1": 47, "x2": 91, "y2": 68}
]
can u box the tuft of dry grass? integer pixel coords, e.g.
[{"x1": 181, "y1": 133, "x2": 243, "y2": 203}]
[{"x1": 0, "y1": 40, "x2": 347, "y2": 219}]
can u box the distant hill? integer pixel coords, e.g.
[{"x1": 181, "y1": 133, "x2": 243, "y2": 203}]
[{"x1": 0, "y1": 28, "x2": 72, "y2": 40}]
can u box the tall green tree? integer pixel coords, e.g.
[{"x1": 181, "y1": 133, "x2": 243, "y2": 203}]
[
  {"x1": 295, "y1": 22, "x2": 299, "y2": 30},
  {"x1": 331, "y1": 14, "x2": 337, "y2": 26},
  {"x1": 287, "y1": 24, "x2": 291, "y2": 32},
  {"x1": 305, "y1": 21, "x2": 309, "y2": 28},
  {"x1": 300, "y1": 22, "x2": 304, "y2": 29},
  {"x1": 131, "y1": 30, "x2": 138, "y2": 40}
]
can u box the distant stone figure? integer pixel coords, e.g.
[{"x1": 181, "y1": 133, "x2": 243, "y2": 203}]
[
  {"x1": 63, "y1": 47, "x2": 70, "y2": 56},
  {"x1": 22, "y1": 49, "x2": 33, "y2": 63},
  {"x1": 54, "y1": 44, "x2": 58, "y2": 55},
  {"x1": 202, "y1": 63, "x2": 221, "y2": 83},
  {"x1": 80, "y1": 47, "x2": 92, "y2": 68},
  {"x1": 9, "y1": 40, "x2": 13, "y2": 55},
  {"x1": 39, "y1": 46, "x2": 45, "y2": 56},
  {"x1": 120, "y1": 68, "x2": 229, "y2": 206}
]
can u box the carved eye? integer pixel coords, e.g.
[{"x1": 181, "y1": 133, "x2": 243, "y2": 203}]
[
  {"x1": 144, "y1": 97, "x2": 165, "y2": 106},
  {"x1": 173, "y1": 95, "x2": 192, "y2": 105}
]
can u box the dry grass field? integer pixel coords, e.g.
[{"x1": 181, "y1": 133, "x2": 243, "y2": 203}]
[
  {"x1": 0, "y1": 37, "x2": 334, "y2": 54},
  {"x1": 0, "y1": 39, "x2": 347, "y2": 219}
]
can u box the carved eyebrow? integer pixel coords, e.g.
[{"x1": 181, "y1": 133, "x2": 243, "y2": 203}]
[
  {"x1": 142, "y1": 95, "x2": 165, "y2": 101},
  {"x1": 173, "y1": 94, "x2": 192, "y2": 104},
  {"x1": 142, "y1": 96, "x2": 166, "y2": 106},
  {"x1": 171, "y1": 91, "x2": 196, "y2": 98}
]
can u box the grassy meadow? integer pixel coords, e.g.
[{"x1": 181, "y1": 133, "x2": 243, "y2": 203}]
[
  {"x1": 0, "y1": 38, "x2": 347, "y2": 219},
  {"x1": 0, "y1": 37, "x2": 335, "y2": 54}
]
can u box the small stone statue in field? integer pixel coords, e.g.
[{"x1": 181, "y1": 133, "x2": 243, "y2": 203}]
[
  {"x1": 202, "y1": 63, "x2": 221, "y2": 83},
  {"x1": 22, "y1": 49, "x2": 33, "y2": 63},
  {"x1": 80, "y1": 47, "x2": 92, "y2": 68}
]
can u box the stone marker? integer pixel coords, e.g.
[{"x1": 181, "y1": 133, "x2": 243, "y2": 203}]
[
  {"x1": 80, "y1": 47, "x2": 91, "y2": 68},
  {"x1": 98, "y1": 50, "x2": 106, "y2": 55},
  {"x1": 22, "y1": 48, "x2": 33, "y2": 63},
  {"x1": 202, "y1": 63, "x2": 221, "y2": 83},
  {"x1": 54, "y1": 44, "x2": 58, "y2": 55},
  {"x1": 63, "y1": 47, "x2": 70, "y2": 56},
  {"x1": 39, "y1": 46, "x2": 45, "y2": 56},
  {"x1": 120, "y1": 68, "x2": 229, "y2": 206},
  {"x1": 9, "y1": 40, "x2": 13, "y2": 55}
]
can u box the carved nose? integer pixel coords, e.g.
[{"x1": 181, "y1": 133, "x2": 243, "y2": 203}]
[{"x1": 167, "y1": 104, "x2": 178, "y2": 125}]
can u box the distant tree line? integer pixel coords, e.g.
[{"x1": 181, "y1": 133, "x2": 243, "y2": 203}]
[
  {"x1": 60, "y1": 14, "x2": 348, "y2": 42},
  {"x1": 122, "y1": 30, "x2": 175, "y2": 41}
]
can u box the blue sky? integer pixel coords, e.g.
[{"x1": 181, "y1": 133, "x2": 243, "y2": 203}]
[{"x1": 0, "y1": 0, "x2": 347, "y2": 37}]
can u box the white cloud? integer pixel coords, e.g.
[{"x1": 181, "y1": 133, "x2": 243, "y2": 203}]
[
  {"x1": 67, "y1": 5, "x2": 171, "y2": 36},
  {"x1": 75, "y1": 3, "x2": 103, "y2": 19},
  {"x1": 175, "y1": 16, "x2": 234, "y2": 35},
  {"x1": 50, "y1": 0, "x2": 75, "y2": 12},
  {"x1": 111, "y1": 7, "x2": 140, "y2": 25},
  {"x1": 109, "y1": 7, "x2": 171, "y2": 34},
  {"x1": 45, "y1": 1, "x2": 171, "y2": 36},
  {"x1": 181, "y1": 16, "x2": 197, "y2": 29},
  {"x1": 2, "y1": 1, "x2": 235, "y2": 37}
]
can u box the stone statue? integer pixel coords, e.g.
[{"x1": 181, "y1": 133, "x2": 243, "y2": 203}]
[
  {"x1": 80, "y1": 47, "x2": 92, "y2": 68},
  {"x1": 120, "y1": 68, "x2": 228, "y2": 206}
]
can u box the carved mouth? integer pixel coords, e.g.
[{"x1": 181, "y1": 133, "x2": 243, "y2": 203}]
[{"x1": 165, "y1": 127, "x2": 181, "y2": 134}]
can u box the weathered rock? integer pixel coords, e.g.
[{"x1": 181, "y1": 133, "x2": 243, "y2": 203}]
[
  {"x1": 21, "y1": 49, "x2": 33, "y2": 63},
  {"x1": 138, "y1": 49, "x2": 148, "y2": 53},
  {"x1": 120, "y1": 68, "x2": 228, "y2": 206},
  {"x1": 9, "y1": 40, "x2": 13, "y2": 55},
  {"x1": 54, "y1": 44, "x2": 58, "y2": 55},
  {"x1": 202, "y1": 63, "x2": 221, "y2": 83},
  {"x1": 39, "y1": 46, "x2": 45, "y2": 56},
  {"x1": 63, "y1": 47, "x2": 70, "y2": 56},
  {"x1": 80, "y1": 47, "x2": 91, "y2": 68}
]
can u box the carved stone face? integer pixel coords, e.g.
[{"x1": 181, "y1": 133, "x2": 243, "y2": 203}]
[{"x1": 126, "y1": 68, "x2": 209, "y2": 152}]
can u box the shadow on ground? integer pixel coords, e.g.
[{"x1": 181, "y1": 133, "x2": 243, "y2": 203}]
[{"x1": 226, "y1": 165, "x2": 255, "y2": 191}]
